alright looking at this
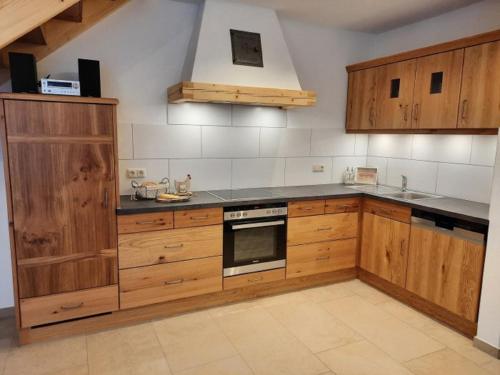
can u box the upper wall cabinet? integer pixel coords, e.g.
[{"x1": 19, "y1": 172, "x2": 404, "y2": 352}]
[{"x1": 345, "y1": 29, "x2": 500, "y2": 133}]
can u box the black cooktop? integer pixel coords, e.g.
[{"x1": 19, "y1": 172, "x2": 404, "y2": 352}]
[{"x1": 208, "y1": 188, "x2": 281, "y2": 201}]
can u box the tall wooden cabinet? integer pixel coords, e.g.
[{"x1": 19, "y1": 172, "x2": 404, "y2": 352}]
[{"x1": 0, "y1": 94, "x2": 119, "y2": 329}]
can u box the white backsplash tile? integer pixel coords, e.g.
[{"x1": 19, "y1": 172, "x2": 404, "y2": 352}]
[
  {"x1": 169, "y1": 159, "x2": 231, "y2": 191},
  {"x1": 133, "y1": 124, "x2": 201, "y2": 159},
  {"x1": 118, "y1": 159, "x2": 169, "y2": 195},
  {"x1": 285, "y1": 157, "x2": 332, "y2": 186},
  {"x1": 310, "y1": 129, "x2": 356, "y2": 156},
  {"x1": 117, "y1": 123, "x2": 133, "y2": 159},
  {"x1": 202, "y1": 127, "x2": 260, "y2": 158},
  {"x1": 412, "y1": 134, "x2": 472, "y2": 164},
  {"x1": 386, "y1": 159, "x2": 438, "y2": 193},
  {"x1": 354, "y1": 134, "x2": 369, "y2": 156},
  {"x1": 366, "y1": 156, "x2": 388, "y2": 185},
  {"x1": 332, "y1": 156, "x2": 367, "y2": 183},
  {"x1": 368, "y1": 134, "x2": 413, "y2": 159},
  {"x1": 167, "y1": 103, "x2": 231, "y2": 126},
  {"x1": 232, "y1": 106, "x2": 286, "y2": 127},
  {"x1": 231, "y1": 158, "x2": 285, "y2": 189},
  {"x1": 437, "y1": 163, "x2": 493, "y2": 203},
  {"x1": 260, "y1": 128, "x2": 311, "y2": 157},
  {"x1": 471, "y1": 135, "x2": 498, "y2": 166}
]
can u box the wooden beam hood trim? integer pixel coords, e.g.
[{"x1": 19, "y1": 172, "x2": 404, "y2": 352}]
[{"x1": 167, "y1": 81, "x2": 317, "y2": 108}]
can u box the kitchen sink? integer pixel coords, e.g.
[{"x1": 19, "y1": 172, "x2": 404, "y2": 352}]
[{"x1": 383, "y1": 192, "x2": 440, "y2": 200}]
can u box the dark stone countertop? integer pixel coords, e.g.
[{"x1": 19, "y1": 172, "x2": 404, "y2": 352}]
[{"x1": 117, "y1": 184, "x2": 489, "y2": 225}]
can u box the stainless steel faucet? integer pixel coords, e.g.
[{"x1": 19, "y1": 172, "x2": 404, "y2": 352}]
[{"x1": 402, "y1": 175, "x2": 408, "y2": 192}]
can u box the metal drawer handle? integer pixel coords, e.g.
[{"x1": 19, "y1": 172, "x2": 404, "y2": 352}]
[
  {"x1": 60, "y1": 302, "x2": 84, "y2": 310},
  {"x1": 302, "y1": 207, "x2": 314, "y2": 211},
  {"x1": 164, "y1": 279, "x2": 184, "y2": 285},
  {"x1": 248, "y1": 276, "x2": 264, "y2": 283},
  {"x1": 164, "y1": 243, "x2": 184, "y2": 249},
  {"x1": 316, "y1": 256, "x2": 330, "y2": 261},
  {"x1": 317, "y1": 226, "x2": 332, "y2": 231},
  {"x1": 191, "y1": 215, "x2": 209, "y2": 220},
  {"x1": 136, "y1": 220, "x2": 165, "y2": 225}
]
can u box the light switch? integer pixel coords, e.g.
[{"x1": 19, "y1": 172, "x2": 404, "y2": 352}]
[{"x1": 126, "y1": 168, "x2": 146, "y2": 178}]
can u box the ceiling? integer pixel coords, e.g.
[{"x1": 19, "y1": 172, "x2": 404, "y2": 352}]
[{"x1": 224, "y1": 0, "x2": 482, "y2": 33}]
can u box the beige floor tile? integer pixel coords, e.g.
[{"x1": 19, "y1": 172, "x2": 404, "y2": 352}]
[
  {"x1": 175, "y1": 356, "x2": 253, "y2": 375},
  {"x1": 0, "y1": 336, "x2": 12, "y2": 375},
  {"x1": 44, "y1": 365, "x2": 89, "y2": 375},
  {"x1": 266, "y1": 301, "x2": 362, "y2": 353},
  {"x1": 343, "y1": 279, "x2": 394, "y2": 304},
  {"x1": 378, "y1": 300, "x2": 436, "y2": 330},
  {"x1": 3, "y1": 336, "x2": 87, "y2": 375},
  {"x1": 207, "y1": 300, "x2": 261, "y2": 318},
  {"x1": 256, "y1": 291, "x2": 309, "y2": 308},
  {"x1": 421, "y1": 322, "x2": 494, "y2": 366},
  {"x1": 153, "y1": 311, "x2": 237, "y2": 373},
  {"x1": 300, "y1": 282, "x2": 355, "y2": 303},
  {"x1": 322, "y1": 295, "x2": 444, "y2": 362},
  {"x1": 404, "y1": 348, "x2": 491, "y2": 375},
  {"x1": 216, "y1": 307, "x2": 327, "y2": 375},
  {"x1": 317, "y1": 340, "x2": 413, "y2": 375},
  {"x1": 483, "y1": 358, "x2": 500, "y2": 374},
  {"x1": 87, "y1": 322, "x2": 170, "y2": 375}
]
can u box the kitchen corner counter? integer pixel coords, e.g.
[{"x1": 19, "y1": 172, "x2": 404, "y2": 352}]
[{"x1": 116, "y1": 184, "x2": 489, "y2": 225}]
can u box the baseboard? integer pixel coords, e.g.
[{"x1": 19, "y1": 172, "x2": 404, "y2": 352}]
[
  {"x1": 0, "y1": 306, "x2": 15, "y2": 319},
  {"x1": 473, "y1": 337, "x2": 500, "y2": 359}
]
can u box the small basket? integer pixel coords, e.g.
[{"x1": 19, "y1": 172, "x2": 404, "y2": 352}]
[{"x1": 131, "y1": 177, "x2": 170, "y2": 200}]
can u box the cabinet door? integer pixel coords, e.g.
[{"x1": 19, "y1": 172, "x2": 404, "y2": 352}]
[
  {"x1": 360, "y1": 212, "x2": 410, "y2": 287},
  {"x1": 346, "y1": 68, "x2": 377, "y2": 130},
  {"x1": 459, "y1": 41, "x2": 500, "y2": 129},
  {"x1": 412, "y1": 50, "x2": 464, "y2": 129},
  {"x1": 375, "y1": 59, "x2": 416, "y2": 129},
  {"x1": 406, "y1": 224, "x2": 485, "y2": 322}
]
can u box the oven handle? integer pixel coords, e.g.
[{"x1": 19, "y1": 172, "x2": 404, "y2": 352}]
[{"x1": 231, "y1": 220, "x2": 285, "y2": 230}]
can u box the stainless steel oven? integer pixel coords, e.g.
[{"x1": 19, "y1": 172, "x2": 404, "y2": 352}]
[{"x1": 223, "y1": 203, "x2": 287, "y2": 277}]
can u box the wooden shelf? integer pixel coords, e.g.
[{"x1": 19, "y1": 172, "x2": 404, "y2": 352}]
[{"x1": 167, "y1": 81, "x2": 316, "y2": 108}]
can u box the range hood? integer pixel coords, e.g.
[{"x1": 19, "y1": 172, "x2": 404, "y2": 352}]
[{"x1": 168, "y1": 0, "x2": 316, "y2": 108}]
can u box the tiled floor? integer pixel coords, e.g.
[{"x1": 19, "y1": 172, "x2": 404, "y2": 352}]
[{"x1": 0, "y1": 280, "x2": 498, "y2": 375}]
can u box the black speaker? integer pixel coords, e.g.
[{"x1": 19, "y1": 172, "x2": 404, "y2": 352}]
[
  {"x1": 78, "y1": 58, "x2": 101, "y2": 97},
  {"x1": 9, "y1": 52, "x2": 38, "y2": 93}
]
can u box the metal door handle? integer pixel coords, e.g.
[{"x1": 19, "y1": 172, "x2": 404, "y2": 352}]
[
  {"x1": 317, "y1": 226, "x2": 332, "y2": 231},
  {"x1": 232, "y1": 220, "x2": 285, "y2": 230},
  {"x1": 60, "y1": 302, "x2": 84, "y2": 310},
  {"x1": 316, "y1": 256, "x2": 330, "y2": 261},
  {"x1": 413, "y1": 103, "x2": 419, "y2": 123},
  {"x1": 136, "y1": 220, "x2": 165, "y2": 225},
  {"x1": 403, "y1": 105, "x2": 409, "y2": 122},
  {"x1": 164, "y1": 244, "x2": 184, "y2": 249},
  {"x1": 461, "y1": 99, "x2": 468, "y2": 119},
  {"x1": 191, "y1": 215, "x2": 209, "y2": 220},
  {"x1": 103, "y1": 190, "x2": 109, "y2": 209},
  {"x1": 164, "y1": 279, "x2": 184, "y2": 285}
]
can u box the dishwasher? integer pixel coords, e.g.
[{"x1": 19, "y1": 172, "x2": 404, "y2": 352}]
[{"x1": 406, "y1": 209, "x2": 488, "y2": 322}]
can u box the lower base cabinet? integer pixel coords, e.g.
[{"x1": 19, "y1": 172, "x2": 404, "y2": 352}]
[
  {"x1": 287, "y1": 239, "x2": 357, "y2": 278},
  {"x1": 119, "y1": 256, "x2": 222, "y2": 309}
]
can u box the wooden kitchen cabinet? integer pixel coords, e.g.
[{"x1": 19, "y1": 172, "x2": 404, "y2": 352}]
[
  {"x1": 360, "y1": 205, "x2": 410, "y2": 287},
  {"x1": 406, "y1": 221, "x2": 485, "y2": 322},
  {"x1": 459, "y1": 40, "x2": 500, "y2": 129},
  {"x1": 346, "y1": 68, "x2": 377, "y2": 130},
  {"x1": 375, "y1": 60, "x2": 416, "y2": 129}
]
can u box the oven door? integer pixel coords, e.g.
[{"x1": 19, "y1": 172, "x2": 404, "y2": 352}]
[{"x1": 223, "y1": 217, "x2": 286, "y2": 276}]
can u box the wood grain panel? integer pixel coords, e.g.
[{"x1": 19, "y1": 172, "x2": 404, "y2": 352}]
[
  {"x1": 117, "y1": 212, "x2": 174, "y2": 234},
  {"x1": 288, "y1": 200, "x2": 325, "y2": 217},
  {"x1": 360, "y1": 212, "x2": 410, "y2": 288},
  {"x1": 325, "y1": 198, "x2": 361, "y2": 214},
  {"x1": 120, "y1": 256, "x2": 223, "y2": 309},
  {"x1": 286, "y1": 239, "x2": 357, "y2": 279},
  {"x1": 375, "y1": 60, "x2": 416, "y2": 129},
  {"x1": 459, "y1": 40, "x2": 500, "y2": 129},
  {"x1": 20, "y1": 285, "x2": 118, "y2": 328},
  {"x1": 223, "y1": 269, "x2": 285, "y2": 290},
  {"x1": 406, "y1": 225, "x2": 485, "y2": 322},
  {"x1": 174, "y1": 207, "x2": 222, "y2": 228},
  {"x1": 363, "y1": 198, "x2": 411, "y2": 223},
  {"x1": 346, "y1": 68, "x2": 377, "y2": 130},
  {"x1": 118, "y1": 225, "x2": 222, "y2": 269},
  {"x1": 287, "y1": 213, "x2": 358, "y2": 246},
  {"x1": 412, "y1": 50, "x2": 464, "y2": 129}
]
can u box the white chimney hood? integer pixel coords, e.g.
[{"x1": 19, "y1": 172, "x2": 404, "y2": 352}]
[{"x1": 168, "y1": 0, "x2": 316, "y2": 108}]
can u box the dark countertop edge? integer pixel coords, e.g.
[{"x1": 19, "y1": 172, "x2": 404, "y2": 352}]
[{"x1": 116, "y1": 191, "x2": 489, "y2": 225}]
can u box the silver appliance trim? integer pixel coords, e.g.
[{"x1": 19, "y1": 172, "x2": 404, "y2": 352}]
[
  {"x1": 224, "y1": 259, "x2": 286, "y2": 277},
  {"x1": 224, "y1": 207, "x2": 287, "y2": 221},
  {"x1": 231, "y1": 220, "x2": 285, "y2": 230},
  {"x1": 411, "y1": 217, "x2": 485, "y2": 244}
]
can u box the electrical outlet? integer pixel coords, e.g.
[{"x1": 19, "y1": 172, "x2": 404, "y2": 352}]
[
  {"x1": 136, "y1": 168, "x2": 146, "y2": 178},
  {"x1": 126, "y1": 168, "x2": 147, "y2": 178},
  {"x1": 312, "y1": 165, "x2": 325, "y2": 173}
]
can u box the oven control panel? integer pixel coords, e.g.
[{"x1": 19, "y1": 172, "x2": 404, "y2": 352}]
[{"x1": 224, "y1": 206, "x2": 287, "y2": 221}]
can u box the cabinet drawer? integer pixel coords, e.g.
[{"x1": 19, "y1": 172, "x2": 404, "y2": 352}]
[
  {"x1": 223, "y1": 269, "x2": 285, "y2": 290},
  {"x1": 287, "y1": 213, "x2": 358, "y2": 246},
  {"x1": 119, "y1": 225, "x2": 222, "y2": 269},
  {"x1": 120, "y1": 256, "x2": 222, "y2": 309},
  {"x1": 174, "y1": 208, "x2": 223, "y2": 228},
  {"x1": 363, "y1": 198, "x2": 411, "y2": 223},
  {"x1": 325, "y1": 198, "x2": 360, "y2": 214},
  {"x1": 288, "y1": 200, "x2": 325, "y2": 217},
  {"x1": 287, "y1": 239, "x2": 357, "y2": 279},
  {"x1": 118, "y1": 212, "x2": 174, "y2": 234},
  {"x1": 20, "y1": 285, "x2": 118, "y2": 328}
]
